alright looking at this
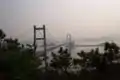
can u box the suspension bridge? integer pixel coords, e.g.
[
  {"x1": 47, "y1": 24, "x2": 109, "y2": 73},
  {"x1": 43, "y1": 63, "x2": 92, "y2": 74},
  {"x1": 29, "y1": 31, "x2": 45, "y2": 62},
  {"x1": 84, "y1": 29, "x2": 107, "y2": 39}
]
[
  {"x1": 14, "y1": 25, "x2": 105, "y2": 57},
  {"x1": 35, "y1": 33, "x2": 104, "y2": 56},
  {"x1": 33, "y1": 25, "x2": 104, "y2": 57},
  {"x1": 38, "y1": 33, "x2": 104, "y2": 50}
]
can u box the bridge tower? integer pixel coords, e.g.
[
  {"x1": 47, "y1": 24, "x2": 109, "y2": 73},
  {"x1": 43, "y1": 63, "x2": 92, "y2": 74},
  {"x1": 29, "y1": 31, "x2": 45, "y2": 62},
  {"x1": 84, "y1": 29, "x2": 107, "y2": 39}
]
[
  {"x1": 66, "y1": 34, "x2": 74, "y2": 53},
  {"x1": 33, "y1": 25, "x2": 47, "y2": 71}
]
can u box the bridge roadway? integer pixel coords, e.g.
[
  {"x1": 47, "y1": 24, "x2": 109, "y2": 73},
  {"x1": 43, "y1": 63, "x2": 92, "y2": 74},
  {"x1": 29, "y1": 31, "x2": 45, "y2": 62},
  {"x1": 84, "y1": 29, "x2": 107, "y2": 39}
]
[
  {"x1": 39, "y1": 42, "x2": 104, "y2": 48},
  {"x1": 36, "y1": 43, "x2": 104, "y2": 57}
]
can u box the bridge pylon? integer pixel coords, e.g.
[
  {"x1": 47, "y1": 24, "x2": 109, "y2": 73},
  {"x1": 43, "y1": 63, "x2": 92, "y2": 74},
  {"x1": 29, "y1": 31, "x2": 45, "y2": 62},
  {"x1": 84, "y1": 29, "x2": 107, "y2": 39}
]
[
  {"x1": 66, "y1": 33, "x2": 74, "y2": 54},
  {"x1": 33, "y1": 25, "x2": 47, "y2": 71}
]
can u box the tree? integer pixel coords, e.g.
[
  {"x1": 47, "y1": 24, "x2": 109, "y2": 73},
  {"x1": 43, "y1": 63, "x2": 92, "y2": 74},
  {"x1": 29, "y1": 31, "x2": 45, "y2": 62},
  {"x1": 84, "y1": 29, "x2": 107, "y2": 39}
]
[
  {"x1": 0, "y1": 29, "x2": 42, "y2": 80},
  {"x1": 50, "y1": 47, "x2": 72, "y2": 74},
  {"x1": 0, "y1": 29, "x2": 6, "y2": 40},
  {"x1": 104, "y1": 42, "x2": 120, "y2": 63},
  {"x1": 73, "y1": 48, "x2": 101, "y2": 71}
]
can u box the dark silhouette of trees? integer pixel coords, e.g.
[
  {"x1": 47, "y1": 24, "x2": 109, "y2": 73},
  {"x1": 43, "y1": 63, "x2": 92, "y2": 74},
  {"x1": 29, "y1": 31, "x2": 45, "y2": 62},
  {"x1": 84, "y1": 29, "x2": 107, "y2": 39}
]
[
  {"x1": 1, "y1": 29, "x2": 120, "y2": 80},
  {"x1": 0, "y1": 29, "x2": 42, "y2": 80},
  {"x1": 0, "y1": 29, "x2": 6, "y2": 40},
  {"x1": 104, "y1": 42, "x2": 120, "y2": 63},
  {"x1": 50, "y1": 47, "x2": 72, "y2": 74},
  {"x1": 73, "y1": 42, "x2": 120, "y2": 72},
  {"x1": 73, "y1": 48, "x2": 101, "y2": 71}
]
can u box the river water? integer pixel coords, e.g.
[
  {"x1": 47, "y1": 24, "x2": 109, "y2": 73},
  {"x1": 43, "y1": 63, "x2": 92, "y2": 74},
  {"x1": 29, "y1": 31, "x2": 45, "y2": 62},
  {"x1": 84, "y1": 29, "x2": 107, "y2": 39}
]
[{"x1": 46, "y1": 41, "x2": 105, "y2": 59}]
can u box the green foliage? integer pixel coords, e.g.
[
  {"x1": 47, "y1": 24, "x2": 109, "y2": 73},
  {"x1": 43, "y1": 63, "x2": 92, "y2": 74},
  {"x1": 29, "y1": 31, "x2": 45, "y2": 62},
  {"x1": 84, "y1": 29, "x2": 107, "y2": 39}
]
[
  {"x1": 104, "y1": 42, "x2": 120, "y2": 63},
  {"x1": 0, "y1": 29, "x2": 6, "y2": 39},
  {"x1": 0, "y1": 29, "x2": 42, "y2": 80},
  {"x1": 73, "y1": 48, "x2": 103, "y2": 71},
  {"x1": 73, "y1": 42, "x2": 120, "y2": 72},
  {"x1": 1, "y1": 29, "x2": 120, "y2": 80},
  {"x1": 50, "y1": 47, "x2": 72, "y2": 73}
]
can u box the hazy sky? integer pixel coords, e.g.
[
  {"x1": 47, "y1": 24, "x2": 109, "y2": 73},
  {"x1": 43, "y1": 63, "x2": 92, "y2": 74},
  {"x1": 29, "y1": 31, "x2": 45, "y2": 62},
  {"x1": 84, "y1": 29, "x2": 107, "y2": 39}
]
[{"x1": 1, "y1": 0, "x2": 120, "y2": 43}]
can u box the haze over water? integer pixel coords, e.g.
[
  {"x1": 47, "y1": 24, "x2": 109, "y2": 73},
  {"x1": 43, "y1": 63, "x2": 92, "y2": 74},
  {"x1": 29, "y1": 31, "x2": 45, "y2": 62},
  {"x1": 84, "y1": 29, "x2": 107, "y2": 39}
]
[{"x1": 1, "y1": 0, "x2": 120, "y2": 49}]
